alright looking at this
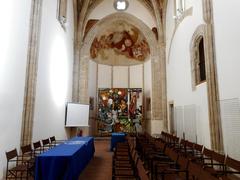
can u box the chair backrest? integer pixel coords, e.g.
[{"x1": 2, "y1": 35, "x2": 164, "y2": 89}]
[
  {"x1": 133, "y1": 152, "x2": 139, "y2": 166},
  {"x1": 137, "y1": 158, "x2": 149, "y2": 180},
  {"x1": 203, "y1": 147, "x2": 213, "y2": 158},
  {"x1": 6, "y1": 148, "x2": 18, "y2": 161},
  {"x1": 185, "y1": 141, "x2": 194, "y2": 150},
  {"x1": 33, "y1": 141, "x2": 42, "y2": 149},
  {"x1": 42, "y1": 138, "x2": 50, "y2": 146},
  {"x1": 211, "y1": 151, "x2": 225, "y2": 164},
  {"x1": 50, "y1": 136, "x2": 56, "y2": 142},
  {"x1": 193, "y1": 143, "x2": 203, "y2": 152},
  {"x1": 21, "y1": 144, "x2": 32, "y2": 154},
  {"x1": 179, "y1": 139, "x2": 187, "y2": 149}
]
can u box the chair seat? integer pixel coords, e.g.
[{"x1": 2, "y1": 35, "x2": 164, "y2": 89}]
[{"x1": 10, "y1": 164, "x2": 28, "y2": 172}]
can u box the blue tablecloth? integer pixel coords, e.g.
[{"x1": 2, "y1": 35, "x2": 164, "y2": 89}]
[
  {"x1": 35, "y1": 136, "x2": 95, "y2": 180},
  {"x1": 111, "y1": 133, "x2": 126, "y2": 151}
]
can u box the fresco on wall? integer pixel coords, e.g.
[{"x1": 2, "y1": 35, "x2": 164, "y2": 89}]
[
  {"x1": 98, "y1": 88, "x2": 142, "y2": 134},
  {"x1": 90, "y1": 21, "x2": 150, "y2": 66}
]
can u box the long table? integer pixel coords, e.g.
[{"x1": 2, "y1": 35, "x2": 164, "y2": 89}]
[
  {"x1": 35, "y1": 136, "x2": 95, "y2": 180},
  {"x1": 110, "y1": 132, "x2": 126, "y2": 151}
]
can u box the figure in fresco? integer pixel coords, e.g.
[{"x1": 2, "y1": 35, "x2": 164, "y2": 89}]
[
  {"x1": 129, "y1": 94, "x2": 137, "y2": 119},
  {"x1": 108, "y1": 97, "x2": 113, "y2": 109},
  {"x1": 112, "y1": 108, "x2": 119, "y2": 123},
  {"x1": 119, "y1": 99, "x2": 127, "y2": 115},
  {"x1": 90, "y1": 22, "x2": 150, "y2": 62}
]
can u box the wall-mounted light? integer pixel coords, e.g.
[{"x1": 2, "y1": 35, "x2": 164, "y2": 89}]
[{"x1": 113, "y1": 0, "x2": 129, "y2": 11}]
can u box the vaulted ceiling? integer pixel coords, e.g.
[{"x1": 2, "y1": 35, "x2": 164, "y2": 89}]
[
  {"x1": 74, "y1": 0, "x2": 166, "y2": 65},
  {"x1": 75, "y1": 0, "x2": 166, "y2": 32}
]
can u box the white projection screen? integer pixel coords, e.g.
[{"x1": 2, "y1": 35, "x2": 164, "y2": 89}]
[{"x1": 65, "y1": 103, "x2": 89, "y2": 127}]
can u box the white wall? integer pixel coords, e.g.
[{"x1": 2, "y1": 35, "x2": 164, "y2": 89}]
[
  {"x1": 166, "y1": 0, "x2": 211, "y2": 147},
  {"x1": 87, "y1": 0, "x2": 156, "y2": 29},
  {"x1": 98, "y1": 64, "x2": 112, "y2": 88},
  {"x1": 113, "y1": 66, "x2": 129, "y2": 88},
  {"x1": 130, "y1": 64, "x2": 143, "y2": 88},
  {"x1": 97, "y1": 63, "x2": 146, "y2": 89},
  {"x1": 0, "y1": 0, "x2": 31, "y2": 179},
  {"x1": 166, "y1": 0, "x2": 176, "y2": 61},
  {"x1": 213, "y1": 1, "x2": 240, "y2": 159},
  {"x1": 213, "y1": 1, "x2": 240, "y2": 100},
  {"x1": 32, "y1": 0, "x2": 74, "y2": 141}
]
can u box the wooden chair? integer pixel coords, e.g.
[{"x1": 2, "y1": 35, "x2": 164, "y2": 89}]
[
  {"x1": 202, "y1": 147, "x2": 214, "y2": 166},
  {"x1": 154, "y1": 148, "x2": 179, "y2": 180},
  {"x1": 223, "y1": 155, "x2": 240, "y2": 179},
  {"x1": 33, "y1": 141, "x2": 43, "y2": 157},
  {"x1": 113, "y1": 149, "x2": 138, "y2": 180},
  {"x1": 20, "y1": 144, "x2": 35, "y2": 177},
  {"x1": 137, "y1": 158, "x2": 150, "y2": 180},
  {"x1": 42, "y1": 138, "x2": 51, "y2": 151},
  {"x1": 188, "y1": 161, "x2": 202, "y2": 179},
  {"x1": 190, "y1": 143, "x2": 203, "y2": 163},
  {"x1": 5, "y1": 148, "x2": 33, "y2": 179},
  {"x1": 21, "y1": 144, "x2": 34, "y2": 161},
  {"x1": 204, "y1": 150, "x2": 226, "y2": 178},
  {"x1": 199, "y1": 168, "x2": 219, "y2": 180}
]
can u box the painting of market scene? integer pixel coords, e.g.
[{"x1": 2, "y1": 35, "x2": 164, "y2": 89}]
[{"x1": 98, "y1": 88, "x2": 142, "y2": 134}]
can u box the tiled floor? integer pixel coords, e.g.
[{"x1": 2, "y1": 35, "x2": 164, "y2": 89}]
[{"x1": 79, "y1": 139, "x2": 113, "y2": 180}]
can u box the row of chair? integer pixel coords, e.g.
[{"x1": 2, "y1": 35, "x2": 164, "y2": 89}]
[
  {"x1": 160, "y1": 131, "x2": 240, "y2": 179},
  {"x1": 5, "y1": 136, "x2": 60, "y2": 179},
  {"x1": 112, "y1": 135, "x2": 150, "y2": 180},
  {"x1": 135, "y1": 131, "x2": 240, "y2": 180}
]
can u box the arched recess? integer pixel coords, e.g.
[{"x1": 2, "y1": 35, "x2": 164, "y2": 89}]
[
  {"x1": 190, "y1": 24, "x2": 206, "y2": 91},
  {"x1": 75, "y1": 12, "x2": 163, "y2": 132}
]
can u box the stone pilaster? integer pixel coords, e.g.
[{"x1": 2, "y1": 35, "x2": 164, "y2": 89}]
[
  {"x1": 72, "y1": 0, "x2": 90, "y2": 102},
  {"x1": 21, "y1": 0, "x2": 43, "y2": 146},
  {"x1": 150, "y1": 0, "x2": 168, "y2": 132},
  {"x1": 202, "y1": 0, "x2": 223, "y2": 152}
]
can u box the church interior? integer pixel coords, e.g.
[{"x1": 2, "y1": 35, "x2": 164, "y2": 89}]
[{"x1": 1, "y1": 0, "x2": 240, "y2": 179}]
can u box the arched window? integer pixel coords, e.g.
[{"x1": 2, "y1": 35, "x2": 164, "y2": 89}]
[
  {"x1": 196, "y1": 37, "x2": 206, "y2": 83},
  {"x1": 190, "y1": 25, "x2": 206, "y2": 90}
]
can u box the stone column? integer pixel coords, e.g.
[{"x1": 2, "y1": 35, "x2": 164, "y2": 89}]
[{"x1": 21, "y1": 0, "x2": 43, "y2": 146}]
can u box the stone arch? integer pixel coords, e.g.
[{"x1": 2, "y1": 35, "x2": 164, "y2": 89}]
[
  {"x1": 81, "y1": 12, "x2": 158, "y2": 61},
  {"x1": 76, "y1": 12, "x2": 162, "y2": 132},
  {"x1": 190, "y1": 24, "x2": 206, "y2": 90}
]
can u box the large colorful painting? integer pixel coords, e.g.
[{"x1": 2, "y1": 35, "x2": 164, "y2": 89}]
[
  {"x1": 98, "y1": 88, "x2": 142, "y2": 134},
  {"x1": 90, "y1": 21, "x2": 150, "y2": 66}
]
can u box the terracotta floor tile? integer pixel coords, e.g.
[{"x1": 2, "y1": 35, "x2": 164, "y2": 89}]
[{"x1": 79, "y1": 139, "x2": 113, "y2": 180}]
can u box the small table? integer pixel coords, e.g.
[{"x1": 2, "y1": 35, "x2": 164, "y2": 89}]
[
  {"x1": 35, "y1": 136, "x2": 95, "y2": 180},
  {"x1": 110, "y1": 132, "x2": 126, "y2": 151}
]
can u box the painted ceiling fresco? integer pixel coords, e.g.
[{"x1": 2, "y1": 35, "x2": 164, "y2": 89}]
[{"x1": 90, "y1": 21, "x2": 150, "y2": 66}]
